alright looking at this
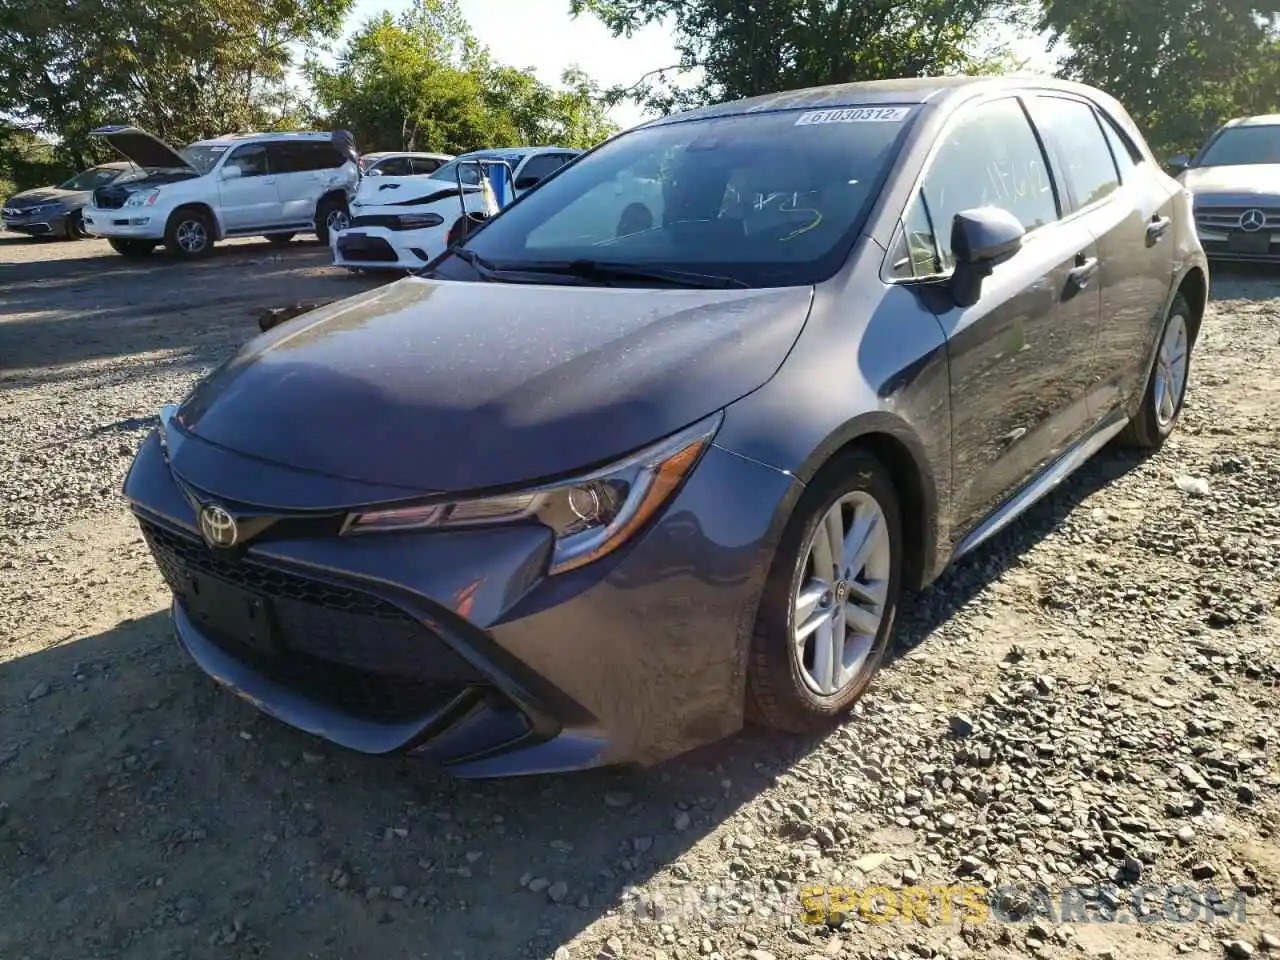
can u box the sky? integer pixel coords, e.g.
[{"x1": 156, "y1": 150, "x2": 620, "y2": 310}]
[{"x1": 334, "y1": 0, "x2": 1059, "y2": 133}]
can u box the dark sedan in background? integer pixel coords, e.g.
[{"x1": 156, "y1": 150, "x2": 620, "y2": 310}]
[
  {"x1": 2, "y1": 161, "x2": 145, "y2": 240},
  {"x1": 124, "y1": 76, "x2": 1207, "y2": 778},
  {"x1": 1170, "y1": 114, "x2": 1280, "y2": 263}
]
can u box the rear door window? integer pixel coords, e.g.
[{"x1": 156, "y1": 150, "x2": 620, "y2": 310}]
[{"x1": 1025, "y1": 96, "x2": 1121, "y2": 211}]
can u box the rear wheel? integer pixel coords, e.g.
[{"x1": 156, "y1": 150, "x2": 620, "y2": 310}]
[
  {"x1": 165, "y1": 208, "x2": 214, "y2": 259},
  {"x1": 315, "y1": 197, "x2": 349, "y2": 245},
  {"x1": 108, "y1": 238, "x2": 156, "y2": 258},
  {"x1": 746, "y1": 450, "x2": 903, "y2": 733},
  {"x1": 1117, "y1": 293, "x2": 1193, "y2": 451},
  {"x1": 266, "y1": 233, "x2": 296, "y2": 246}
]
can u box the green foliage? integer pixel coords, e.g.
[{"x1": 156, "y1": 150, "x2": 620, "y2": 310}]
[
  {"x1": 1040, "y1": 0, "x2": 1280, "y2": 155},
  {"x1": 0, "y1": 0, "x2": 352, "y2": 167},
  {"x1": 571, "y1": 0, "x2": 1036, "y2": 114},
  {"x1": 0, "y1": 123, "x2": 71, "y2": 196},
  {"x1": 306, "y1": 0, "x2": 616, "y2": 153}
]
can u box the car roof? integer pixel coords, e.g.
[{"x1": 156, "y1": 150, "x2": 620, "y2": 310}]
[
  {"x1": 1222, "y1": 114, "x2": 1280, "y2": 128},
  {"x1": 191, "y1": 131, "x2": 337, "y2": 146},
  {"x1": 363, "y1": 151, "x2": 454, "y2": 160},
  {"x1": 457, "y1": 146, "x2": 581, "y2": 159},
  {"x1": 651, "y1": 75, "x2": 1114, "y2": 125}
]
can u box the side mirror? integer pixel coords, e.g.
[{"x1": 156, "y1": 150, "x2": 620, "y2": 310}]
[
  {"x1": 366, "y1": 168, "x2": 383, "y2": 177},
  {"x1": 949, "y1": 207, "x2": 1024, "y2": 308},
  {"x1": 514, "y1": 174, "x2": 541, "y2": 191},
  {"x1": 1167, "y1": 153, "x2": 1190, "y2": 173},
  {"x1": 221, "y1": 164, "x2": 242, "y2": 180}
]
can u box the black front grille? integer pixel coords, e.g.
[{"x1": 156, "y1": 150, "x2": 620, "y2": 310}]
[
  {"x1": 138, "y1": 519, "x2": 486, "y2": 723},
  {"x1": 336, "y1": 234, "x2": 398, "y2": 262},
  {"x1": 93, "y1": 185, "x2": 129, "y2": 209}
]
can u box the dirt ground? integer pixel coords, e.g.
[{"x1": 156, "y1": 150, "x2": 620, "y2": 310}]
[{"x1": 1, "y1": 233, "x2": 1277, "y2": 960}]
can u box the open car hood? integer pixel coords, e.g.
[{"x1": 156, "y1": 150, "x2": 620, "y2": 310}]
[{"x1": 90, "y1": 125, "x2": 196, "y2": 173}]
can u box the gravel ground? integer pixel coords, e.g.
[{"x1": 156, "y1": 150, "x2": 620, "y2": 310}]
[{"x1": 1, "y1": 234, "x2": 1278, "y2": 960}]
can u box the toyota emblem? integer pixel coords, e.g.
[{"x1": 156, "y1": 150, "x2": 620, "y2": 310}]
[
  {"x1": 1239, "y1": 208, "x2": 1267, "y2": 233},
  {"x1": 199, "y1": 504, "x2": 239, "y2": 548}
]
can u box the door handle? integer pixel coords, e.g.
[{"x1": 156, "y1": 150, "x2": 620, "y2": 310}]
[
  {"x1": 1146, "y1": 215, "x2": 1172, "y2": 245},
  {"x1": 262, "y1": 177, "x2": 276, "y2": 185},
  {"x1": 1068, "y1": 256, "x2": 1099, "y2": 289}
]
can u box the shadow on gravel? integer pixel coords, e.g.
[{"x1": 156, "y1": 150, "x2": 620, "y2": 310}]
[
  {"x1": 0, "y1": 608, "x2": 772, "y2": 959},
  {"x1": 0, "y1": 239, "x2": 384, "y2": 377},
  {"x1": 889, "y1": 445, "x2": 1148, "y2": 660},
  {"x1": 0, "y1": 447, "x2": 1154, "y2": 958}
]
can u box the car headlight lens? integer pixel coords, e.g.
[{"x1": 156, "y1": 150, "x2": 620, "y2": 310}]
[
  {"x1": 343, "y1": 413, "x2": 722, "y2": 574},
  {"x1": 125, "y1": 189, "x2": 161, "y2": 208},
  {"x1": 394, "y1": 212, "x2": 444, "y2": 229}
]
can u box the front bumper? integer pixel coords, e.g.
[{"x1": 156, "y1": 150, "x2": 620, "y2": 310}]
[
  {"x1": 331, "y1": 224, "x2": 443, "y2": 270},
  {"x1": 82, "y1": 207, "x2": 164, "y2": 239},
  {"x1": 2, "y1": 211, "x2": 69, "y2": 237},
  {"x1": 123, "y1": 428, "x2": 799, "y2": 777}
]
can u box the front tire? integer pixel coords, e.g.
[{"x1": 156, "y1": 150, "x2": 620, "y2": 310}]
[
  {"x1": 108, "y1": 238, "x2": 156, "y2": 258},
  {"x1": 746, "y1": 450, "x2": 903, "y2": 733},
  {"x1": 1117, "y1": 293, "x2": 1193, "y2": 451},
  {"x1": 165, "y1": 208, "x2": 214, "y2": 259},
  {"x1": 65, "y1": 210, "x2": 89, "y2": 240}
]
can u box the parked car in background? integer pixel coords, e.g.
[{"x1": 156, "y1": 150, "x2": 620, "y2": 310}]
[
  {"x1": 359, "y1": 151, "x2": 454, "y2": 177},
  {"x1": 332, "y1": 146, "x2": 582, "y2": 271},
  {"x1": 1169, "y1": 114, "x2": 1280, "y2": 263},
  {"x1": 2, "y1": 162, "x2": 147, "y2": 240},
  {"x1": 83, "y1": 127, "x2": 359, "y2": 259},
  {"x1": 124, "y1": 77, "x2": 1206, "y2": 778}
]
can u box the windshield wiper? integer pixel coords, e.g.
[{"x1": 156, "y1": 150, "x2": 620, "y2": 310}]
[
  {"x1": 517, "y1": 259, "x2": 751, "y2": 289},
  {"x1": 447, "y1": 247, "x2": 501, "y2": 279}
]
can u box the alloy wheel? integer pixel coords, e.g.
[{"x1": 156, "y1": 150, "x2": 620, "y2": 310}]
[
  {"x1": 791, "y1": 490, "x2": 892, "y2": 697},
  {"x1": 1153, "y1": 311, "x2": 1189, "y2": 428},
  {"x1": 326, "y1": 208, "x2": 350, "y2": 233},
  {"x1": 176, "y1": 219, "x2": 208, "y2": 254}
]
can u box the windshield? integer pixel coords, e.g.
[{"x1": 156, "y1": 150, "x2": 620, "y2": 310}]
[
  {"x1": 430, "y1": 154, "x2": 524, "y2": 186},
  {"x1": 1197, "y1": 125, "x2": 1280, "y2": 166},
  {"x1": 180, "y1": 143, "x2": 230, "y2": 174},
  {"x1": 60, "y1": 165, "x2": 133, "y2": 190},
  {"x1": 436, "y1": 107, "x2": 914, "y2": 287}
]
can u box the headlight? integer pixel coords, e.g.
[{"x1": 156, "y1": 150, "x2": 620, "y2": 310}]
[
  {"x1": 343, "y1": 413, "x2": 723, "y2": 574},
  {"x1": 394, "y1": 212, "x2": 444, "y2": 229},
  {"x1": 125, "y1": 189, "x2": 161, "y2": 208}
]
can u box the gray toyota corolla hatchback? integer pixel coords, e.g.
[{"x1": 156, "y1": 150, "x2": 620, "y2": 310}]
[{"x1": 125, "y1": 77, "x2": 1207, "y2": 777}]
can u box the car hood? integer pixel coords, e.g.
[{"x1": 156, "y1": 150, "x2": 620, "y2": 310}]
[
  {"x1": 5, "y1": 186, "x2": 83, "y2": 208},
  {"x1": 1182, "y1": 163, "x2": 1280, "y2": 199},
  {"x1": 354, "y1": 174, "x2": 484, "y2": 210},
  {"x1": 176, "y1": 277, "x2": 813, "y2": 494},
  {"x1": 90, "y1": 124, "x2": 196, "y2": 173}
]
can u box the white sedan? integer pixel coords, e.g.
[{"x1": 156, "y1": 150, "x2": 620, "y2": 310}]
[{"x1": 332, "y1": 147, "x2": 582, "y2": 271}]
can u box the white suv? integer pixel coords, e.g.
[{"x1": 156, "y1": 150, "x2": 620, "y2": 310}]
[{"x1": 83, "y1": 126, "x2": 359, "y2": 259}]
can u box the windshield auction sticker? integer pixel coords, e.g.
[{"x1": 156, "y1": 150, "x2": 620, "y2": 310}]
[{"x1": 795, "y1": 107, "x2": 911, "y2": 125}]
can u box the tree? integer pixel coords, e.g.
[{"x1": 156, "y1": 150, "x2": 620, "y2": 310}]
[
  {"x1": 0, "y1": 0, "x2": 352, "y2": 167},
  {"x1": 571, "y1": 0, "x2": 1037, "y2": 115},
  {"x1": 306, "y1": 0, "x2": 616, "y2": 153},
  {"x1": 1040, "y1": 0, "x2": 1280, "y2": 155}
]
